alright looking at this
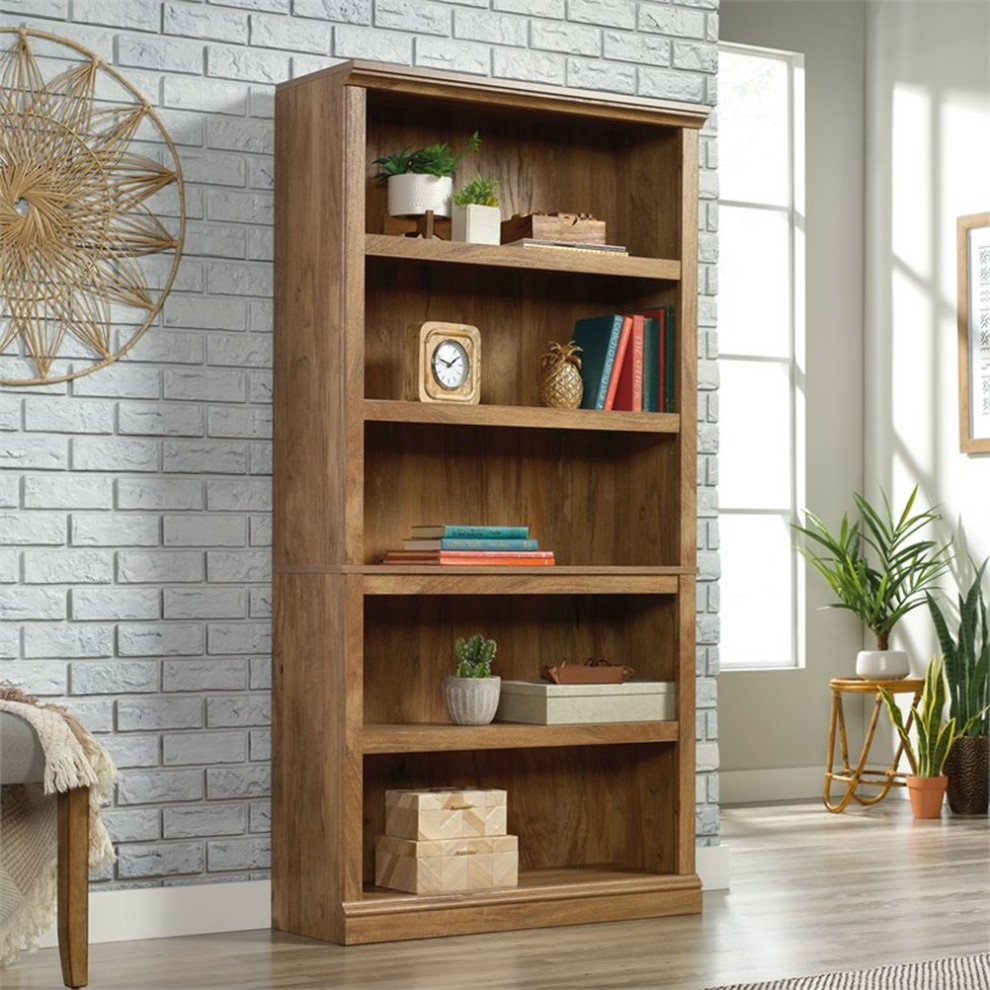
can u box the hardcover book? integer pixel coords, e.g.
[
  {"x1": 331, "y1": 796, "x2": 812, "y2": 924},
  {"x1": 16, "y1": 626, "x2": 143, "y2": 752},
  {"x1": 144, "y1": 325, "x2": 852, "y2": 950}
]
[
  {"x1": 572, "y1": 313, "x2": 631, "y2": 410},
  {"x1": 402, "y1": 538, "x2": 540, "y2": 551},
  {"x1": 408, "y1": 525, "x2": 530, "y2": 539},
  {"x1": 613, "y1": 313, "x2": 644, "y2": 412}
]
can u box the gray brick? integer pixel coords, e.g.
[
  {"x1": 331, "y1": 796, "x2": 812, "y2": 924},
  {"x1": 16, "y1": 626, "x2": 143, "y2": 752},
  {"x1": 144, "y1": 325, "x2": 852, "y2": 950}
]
[
  {"x1": 249, "y1": 801, "x2": 270, "y2": 833},
  {"x1": 206, "y1": 765, "x2": 270, "y2": 799},
  {"x1": 415, "y1": 35, "x2": 489, "y2": 76},
  {"x1": 206, "y1": 479, "x2": 270, "y2": 512},
  {"x1": 0, "y1": 512, "x2": 66, "y2": 545},
  {"x1": 184, "y1": 221, "x2": 248, "y2": 259},
  {"x1": 639, "y1": 3, "x2": 706, "y2": 39},
  {"x1": 163, "y1": 658, "x2": 248, "y2": 692},
  {"x1": 118, "y1": 623, "x2": 205, "y2": 657},
  {"x1": 206, "y1": 334, "x2": 272, "y2": 368},
  {"x1": 72, "y1": 514, "x2": 160, "y2": 548},
  {"x1": 249, "y1": 516, "x2": 271, "y2": 546},
  {"x1": 163, "y1": 441, "x2": 248, "y2": 475},
  {"x1": 163, "y1": 368, "x2": 247, "y2": 404},
  {"x1": 72, "y1": 587, "x2": 160, "y2": 621},
  {"x1": 72, "y1": 437, "x2": 160, "y2": 473},
  {"x1": 100, "y1": 733, "x2": 161, "y2": 768},
  {"x1": 23, "y1": 476, "x2": 113, "y2": 509},
  {"x1": 0, "y1": 588, "x2": 65, "y2": 621},
  {"x1": 76, "y1": 0, "x2": 159, "y2": 30},
  {"x1": 164, "y1": 0, "x2": 249, "y2": 43},
  {"x1": 0, "y1": 436, "x2": 67, "y2": 470},
  {"x1": 207, "y1": 623, "x2": 271, "y2": 655},
  {"x1": 376, "y1": 0, "x2": 450, "y2": 35},
  {"x1": 207, "y1": 694, "x2": 270, "y2": 728},
  {"x1": 164, "y1": 515, "x2": 246, "y2": 547},
  {"x1": 23, "y1": 397, "x2": 114, "y2": 434},
  {"x1": 293, "y1": 0, "x2": 370, "y2": 21},
  {"x1": 207, "y1": 43, "x2": 290, "y2": 83},
  {"x1": 164, "y1": 730, "x2": 246, "y2": 766},
  {"x1": 117, "y1": 551, "x2": 204, "y2": 584},
  {"x1": 334, "y1": 24, "x2": 412, "y2": 64},
  {"x1": 116, "y1": 479, "x2": 204, "y2": 511},
  {"x1": 207, "y1": 836, "x2": 270, "y2": 871},
  {"x1": 531, "y1": 19, "x2": 601, "y2": 56},
  {"x1": 23, "y1": 624, "x2": 113, "y2": 658},
  {"x1": 70, "y1": 363, "x2": 161, "y2": 398},
  {"x1": 248, "y1": 227, "x2": 273, "y2": 260},
  {"x1": 0, "y1": 550, "x2": 17, "y2": 585},
  {"x1": 253, "y1": 440, "x2": 272, "y2": 474},
  {"x1": 164, "y1": 588, "x2": 246, "y2": 619},
  {"x1": 290, "y1": 53, "x2": 340, "y2": 78},
  {"x1": 638, "y1": 66, "x2": 706, "y2": 103},
  {"x1": 602, "y1": 30, "x2": 670, "y2": 66},
  {"x1": 71, "y1": 660, "x2": 160, "y2": 695},
  {"x1": 251, "y1": 11, "x2": 331, "y2": 52},
  {"x1": 249, "y1": 88, "x2": 275, "y2": 119},
  {"x1": 126, "y1": 331, "x2": 207, "y2": 366},
  {"x1": 248, "y1": 657, "x2": 271, "y2": 691},
  {"x1": 492, "y1": 47, "x2": 565, "y2": 85},
  {"x1": 568, "y1": 0, "x2": 635, "y2": 29},
  {"x1": 0, "y1": 476, "x2": 17, "y2": 508},
  {"x1": 103, "y1": 808, "x2": 161, "y2": 843},
  {"x1": 567, "y1": 58, "x2": 636, "y2": 94},
  {"x1": 250, "y1": 588, "x2": 271, "y2": 619},
  {"x1": 0, "y1": 661, "x2": 66, "y2": 696},
  {"x1": 205, "y1": 118, "x2": 275, "y2": 158},
  {"x1": 494, "y1": 0, "x2": 563, "y2": 13},
  {"x1": 249, "y1": 729, "x2": 270, "y2": 761},
  {"x1": 117, "y1": 35, "x2": 204, "y2": 74},
  {"x1": 206, "y1": 550, "x2": 270, "y2": 582},
  {"x1": 453, "y1": 8, "x2": 527, "y2": 45},
  {"x1": 23, "y1": 550, "x2": 113, "y2": 585},
  {"x1": 118, "y1": 402, "x2": 205, "y2": 438},
  {"x1": 178, "y1": 152, "x2": 249, "y2": 187},
  {"x1": 64, "y1": 698, "x2": 114, "y2": 732},
  {"x1": 118, "y1": 842, "x2": 205, "y2": 878},
  {"x1": 0, "y1": 394, "x2": 19, "y2": 431},
  {"x1": 248, "y1": 371, "x2": 272, "y2": 404},
  {"x1": 206, "y1": 261, "x2": 273, "y2": 299},
  {"x1": 211, "y1": 0, "x2": 287, "y2": 9},
  {"x1": 249, "y1": 300, "x2": 273, "y2": 333},
  {"x1": 165, "y1": 296, "x2": 248, "y2": 333},
  {"x1": 205, "y1": 191, "x2": 273, "y2": 229},
  {"x1": 164, "y1": 804, "x2": 247, "y2": 839},
  {"x1": 207, "y1": 407, "x2": 271, "y2": 440},
  {"x1": 117, "y1": 698, "x2": 204, "y2": 732},
  {"x1": 673, "y1": 40, "x2": 717, "y2": 73}
]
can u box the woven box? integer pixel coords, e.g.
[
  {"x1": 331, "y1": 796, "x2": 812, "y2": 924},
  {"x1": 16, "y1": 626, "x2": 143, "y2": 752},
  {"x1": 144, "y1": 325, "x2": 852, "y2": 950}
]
[
  {"x1": 375, "y1": 834, "x2": 519, "y2": 894},
  {"x1": 495, "y1": 680, "x2": 675, "y2": 724},
  {"x1": 384, "y1": 788, "x2": 507, "y2": 841}
]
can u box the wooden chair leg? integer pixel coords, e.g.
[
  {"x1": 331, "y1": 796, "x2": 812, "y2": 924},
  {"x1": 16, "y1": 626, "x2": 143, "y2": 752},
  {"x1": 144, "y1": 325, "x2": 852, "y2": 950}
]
[{"x1": 57, "y1": 787, "x2": 89, "y2": 989}]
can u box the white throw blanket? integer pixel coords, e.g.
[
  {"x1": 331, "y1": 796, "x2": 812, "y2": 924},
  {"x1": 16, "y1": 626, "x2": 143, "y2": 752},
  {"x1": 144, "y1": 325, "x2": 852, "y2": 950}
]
[{"x1": 0, "y1": 695, "x2": 117, "y2": 968}]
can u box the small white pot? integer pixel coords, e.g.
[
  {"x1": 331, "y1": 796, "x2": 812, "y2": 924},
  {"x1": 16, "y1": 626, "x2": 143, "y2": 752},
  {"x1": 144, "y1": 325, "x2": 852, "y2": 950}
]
[
  {"x1": 386, "y1": 173, "x2": 453, "y2": 218},
  {"x1": 855, "y1": 649, "x2": 910, "y2": 679},
  {"x1": 451, "y1": 203, "x2": 501, "y2": 244},
  {"x1": 443, "y1": 675, "x2": 501, "y2": 725}
]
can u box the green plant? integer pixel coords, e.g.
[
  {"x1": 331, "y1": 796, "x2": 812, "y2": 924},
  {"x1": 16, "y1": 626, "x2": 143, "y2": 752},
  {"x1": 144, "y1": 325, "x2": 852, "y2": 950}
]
[
  {"x1": 454, "y1": 633, "x2": 496, "y2": 678},
  {"x1": 373, "y1": 131, "x2": 481, "y2": 180},
  {"x1": 453, "y1": 174, "x2": 499, "y2": 207},
  {"x1": 792, "y1": 485, "x2": 951, "y2": 649},
  {"x1": 927, "y1": 558, "x2": 990, "y2": 737},
  {"x1": 880, "y1": 655, "x2": 987, "y2": 777}
]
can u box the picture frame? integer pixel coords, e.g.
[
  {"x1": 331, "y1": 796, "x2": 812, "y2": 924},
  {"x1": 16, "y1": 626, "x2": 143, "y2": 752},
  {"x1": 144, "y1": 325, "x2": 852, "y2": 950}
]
[{"x1": 958, "y1": 212, "x2": 990, "y2": 453}]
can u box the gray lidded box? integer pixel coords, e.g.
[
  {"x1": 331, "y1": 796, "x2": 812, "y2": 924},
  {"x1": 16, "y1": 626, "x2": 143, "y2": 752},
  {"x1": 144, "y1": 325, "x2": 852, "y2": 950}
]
[{"x1": 495, "y1": 680, "x2": 675, "y2": 725}]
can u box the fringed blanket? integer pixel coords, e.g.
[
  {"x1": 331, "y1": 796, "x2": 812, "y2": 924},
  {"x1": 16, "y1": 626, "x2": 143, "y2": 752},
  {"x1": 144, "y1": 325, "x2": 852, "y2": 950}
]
[{"x1": 0, "y1": 689, "x2": 117, "y2": 968}]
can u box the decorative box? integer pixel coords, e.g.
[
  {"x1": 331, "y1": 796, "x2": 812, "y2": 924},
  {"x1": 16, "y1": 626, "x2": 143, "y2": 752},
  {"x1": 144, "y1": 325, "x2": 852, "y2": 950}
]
[
  {"x1": 384, "y1": 787, "x2": 507, "y2": 841},
  {"x1": 375, "y1": 834, "x2": 519, "y2": 895},
  {"x1": 495, "y1": 680, "x2": 675, "y2": 724},
  {"x1": 500, "y1": 211, "x2": 606, "y2": 245}
]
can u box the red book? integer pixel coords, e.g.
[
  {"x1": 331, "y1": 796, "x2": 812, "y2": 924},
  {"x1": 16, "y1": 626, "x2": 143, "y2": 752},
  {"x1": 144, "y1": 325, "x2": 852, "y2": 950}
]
[
  {"x1": 601, "y1": 315, "x2": 633, "y2": 410},
  {"x1": 612, "y1": 314, "x2": 644, "y2": 411},
  {"x1": 381, "y1": 550, "x2": 556, "y2": 566}
]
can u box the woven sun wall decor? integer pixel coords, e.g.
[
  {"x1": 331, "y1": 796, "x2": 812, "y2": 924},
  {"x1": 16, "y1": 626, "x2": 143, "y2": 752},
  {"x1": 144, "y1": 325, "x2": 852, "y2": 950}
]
[{"x1": 0, "y1": 27, "x2": 185, "y2": 386}]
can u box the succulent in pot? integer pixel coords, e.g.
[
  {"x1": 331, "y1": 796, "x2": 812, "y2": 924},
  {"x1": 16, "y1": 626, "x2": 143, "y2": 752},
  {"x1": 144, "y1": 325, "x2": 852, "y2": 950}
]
[
  {"x1": 443, "y1": 633, "x2": 500, "y2": 726},
  {"x1": 451, "y1": 174, "x2": 501, "y2": 244}
]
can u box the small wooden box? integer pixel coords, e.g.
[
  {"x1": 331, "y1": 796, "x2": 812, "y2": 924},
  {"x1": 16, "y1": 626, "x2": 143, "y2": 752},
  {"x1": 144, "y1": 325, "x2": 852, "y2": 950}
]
[
  {"x1": 385, "y1": 787, "x2": 507, "y2": 841},
  {"x1": 375, "y1": 834, "x2": 519, "y2": 894},
  {"x1": 500, "y1": 212, "x2": 606, "y2": 245},
  {"x1": 495, "y1": 680, "x2": 675, "y2": 724}
]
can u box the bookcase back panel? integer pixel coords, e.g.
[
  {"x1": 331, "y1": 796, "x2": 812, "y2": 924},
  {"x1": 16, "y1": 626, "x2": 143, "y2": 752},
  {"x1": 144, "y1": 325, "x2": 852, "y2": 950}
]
[
  {"x1": 362, "y1": 593, "x2": 678, "y2": 725},
  {"x1": 364, "y1": 259, "x2": 677, "y2": 408},
  {"x1": 363, "y1": 91, "x2": 683, "y2": 260},
  {"x1": 364, "y1": 423, "x2": 680, "y2": 566},
  {"x1": 364, "y1": 743, "x2": 677, "y2": 883}
]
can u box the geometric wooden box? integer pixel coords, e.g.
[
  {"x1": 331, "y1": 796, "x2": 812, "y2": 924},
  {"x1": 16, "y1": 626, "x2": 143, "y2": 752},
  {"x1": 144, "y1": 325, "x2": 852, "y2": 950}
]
[
  {"x1": 385, "y1": 788, "x2": 507, "y2": 841},
  {"x1": 375, "y1": 834, "x2": 519, "y2": 894}
]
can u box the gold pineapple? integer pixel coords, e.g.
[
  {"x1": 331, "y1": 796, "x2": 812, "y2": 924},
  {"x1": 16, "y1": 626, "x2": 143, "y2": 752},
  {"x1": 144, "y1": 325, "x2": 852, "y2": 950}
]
[{"x1": 539, "y1": 340, "x2": 583, "y2": 409}]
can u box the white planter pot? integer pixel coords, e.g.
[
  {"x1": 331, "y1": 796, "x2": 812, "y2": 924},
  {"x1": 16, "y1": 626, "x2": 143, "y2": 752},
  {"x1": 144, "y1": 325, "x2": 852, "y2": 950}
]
[
  {"x1": 855, "y1": 649, "x2": 910, "y2": 679},
  {"x1": 387, "y1": 173, "x2": 453, "y2": 218},
  {"x1": 451, "y1": 203, "x2": 501, "y2": 244},
  {"x1": 443, "y1": 675, "x2": 501, "y2": 725}
]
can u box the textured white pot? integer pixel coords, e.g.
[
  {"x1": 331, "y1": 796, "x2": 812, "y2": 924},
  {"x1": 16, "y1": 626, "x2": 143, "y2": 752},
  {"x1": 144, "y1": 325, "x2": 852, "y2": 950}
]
[
  {"x1": 387, "y1": 173, "x2": 453, "y2": 217},
  {"x1": 443, "y1": 675, "x2": 501, "y2": 725},
  {"x1": 451, "y1": 203, "x2": 501, "y2": 244},
  {"x1": 855, "y1": 649, "x2": 910, "y2": 679}
]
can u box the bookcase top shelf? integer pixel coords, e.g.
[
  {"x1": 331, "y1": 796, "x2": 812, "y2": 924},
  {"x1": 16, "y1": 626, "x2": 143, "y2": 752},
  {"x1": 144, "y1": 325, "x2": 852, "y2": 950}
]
[{"x1": 365, "y1": 235, "x2": 682, "y2": 281}]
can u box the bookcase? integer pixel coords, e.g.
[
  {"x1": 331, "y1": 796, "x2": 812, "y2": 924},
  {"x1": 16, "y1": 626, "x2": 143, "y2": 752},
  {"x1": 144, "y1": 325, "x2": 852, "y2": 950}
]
[{"x1": 272, "y1": 60, "x2": 706, "y2": 945}]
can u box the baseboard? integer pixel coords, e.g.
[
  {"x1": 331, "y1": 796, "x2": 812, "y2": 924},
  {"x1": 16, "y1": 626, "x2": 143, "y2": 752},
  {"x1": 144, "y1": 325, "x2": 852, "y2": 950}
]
[
  {"x1": 720, "y1": 766, "x2": 823, "y2": 805},
  {"x1": 37, "y1": 845, "x2": 730, "y2": 947}
]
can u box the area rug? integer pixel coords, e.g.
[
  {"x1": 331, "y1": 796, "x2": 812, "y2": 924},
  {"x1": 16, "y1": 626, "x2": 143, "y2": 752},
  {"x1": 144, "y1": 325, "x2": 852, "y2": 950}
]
[{"x1": 705, "y1": 953, "x2": 990, "y2": 989}]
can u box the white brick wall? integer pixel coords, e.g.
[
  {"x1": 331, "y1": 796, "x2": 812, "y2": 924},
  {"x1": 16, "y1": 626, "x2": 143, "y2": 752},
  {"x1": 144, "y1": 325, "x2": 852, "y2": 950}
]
[{"x1": 0, "y1": 0, "x2": 719, "y2": 884}]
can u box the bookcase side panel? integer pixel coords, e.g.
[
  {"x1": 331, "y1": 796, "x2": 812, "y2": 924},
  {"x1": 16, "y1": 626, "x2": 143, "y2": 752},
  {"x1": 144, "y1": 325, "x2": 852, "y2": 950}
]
[{"x1": 676, "y1": 574, "x2": 698, "y2": 877}]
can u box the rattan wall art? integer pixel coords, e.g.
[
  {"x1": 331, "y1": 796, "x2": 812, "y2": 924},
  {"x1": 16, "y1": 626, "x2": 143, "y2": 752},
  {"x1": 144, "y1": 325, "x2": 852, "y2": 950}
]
[{"x1": 0, "y1": 27, "x2": 185, "y2": 386}]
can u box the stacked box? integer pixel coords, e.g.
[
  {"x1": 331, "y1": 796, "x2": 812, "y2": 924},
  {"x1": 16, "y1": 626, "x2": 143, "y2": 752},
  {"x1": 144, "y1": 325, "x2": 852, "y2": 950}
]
[
  {"x1": 375, "y1": 788, "x2": 518, "y2": 894},
  {"x1": 495, "y1": 680, "x2": 675, "y2": 724}
]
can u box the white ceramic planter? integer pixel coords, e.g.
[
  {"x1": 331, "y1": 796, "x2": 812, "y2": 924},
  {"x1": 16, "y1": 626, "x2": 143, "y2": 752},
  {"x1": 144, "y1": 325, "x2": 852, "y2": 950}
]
[
  {"x1": 451, "y1": 203, "x2": 501, "y2": 244},
  {"x1": 443, "y1": 675, "x2": 501, "y2": 725},
  {"x1": 855, "y1": 649, "x2": 910, "y2": 679},
  {"x1": 387, "y1": 173, "x2": 453, "y2": 218}
]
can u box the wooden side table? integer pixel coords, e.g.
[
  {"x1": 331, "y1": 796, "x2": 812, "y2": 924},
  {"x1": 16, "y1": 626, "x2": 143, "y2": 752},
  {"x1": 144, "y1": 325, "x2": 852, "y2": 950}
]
[{"x1": 823, "y1": 676, "x2": 923, "y2": 813}]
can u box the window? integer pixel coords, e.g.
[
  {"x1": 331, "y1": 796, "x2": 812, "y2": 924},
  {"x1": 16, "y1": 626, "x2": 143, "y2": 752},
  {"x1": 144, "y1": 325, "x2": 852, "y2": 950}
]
[{"x1": 718, "y1": 43, "x2": 806, "y2": 670}]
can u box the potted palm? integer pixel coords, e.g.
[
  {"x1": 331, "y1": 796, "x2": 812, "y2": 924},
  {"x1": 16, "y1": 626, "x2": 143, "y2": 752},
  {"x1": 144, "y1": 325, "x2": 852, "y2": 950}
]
[
  {"x1": 879, "y1": 655, "x2": 987, "y2": 818},
  {"x1": 451, "y1": 174, "x2": 500, "y2": 244},
  {"x1": 443, "y1": 633, "x2": 500, "y2": 726},
  {"x1": 373, "y1": 131, "x2": 480, "y2": 219},
  {"x1": 927, "y1": 559, "x2": 990, "y2": 814},
  {"x1": 793, "y1": 485, "x2": 951, "y2": 678}
]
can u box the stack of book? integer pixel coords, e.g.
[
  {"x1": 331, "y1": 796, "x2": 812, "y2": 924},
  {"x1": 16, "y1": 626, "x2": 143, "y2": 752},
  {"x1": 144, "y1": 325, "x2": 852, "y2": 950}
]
[
  {"x1": 571, "y1": 309, "x2": 676, "y2": 413},
  {"x1": 381, "y1": 525, "x2": 555, "y2": 566}
]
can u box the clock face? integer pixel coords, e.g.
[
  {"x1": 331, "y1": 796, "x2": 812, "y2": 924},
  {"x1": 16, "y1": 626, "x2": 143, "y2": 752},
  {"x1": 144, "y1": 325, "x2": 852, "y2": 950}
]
[{"x1": 431, "y1": 339, "x2": 469, "y2": 390}]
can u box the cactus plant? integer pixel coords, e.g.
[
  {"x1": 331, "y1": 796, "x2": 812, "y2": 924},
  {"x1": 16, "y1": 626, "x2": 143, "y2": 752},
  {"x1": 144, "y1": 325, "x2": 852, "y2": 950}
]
[{"x1": 454, "y1": 633, "x2": 497, "y2": 678}]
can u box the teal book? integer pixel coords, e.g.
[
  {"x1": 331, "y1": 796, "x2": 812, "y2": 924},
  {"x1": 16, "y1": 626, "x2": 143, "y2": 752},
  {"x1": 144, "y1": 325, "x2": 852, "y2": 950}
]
[
  {"x1": 572, "y1": 313, "x2": 627, "y2": 410},
  {"x1": 408, "y1": 524, "x2": 530, "y2": 539},
  {"x1": 641, "y1": 317, "x2": 659, "y2": 412},
  {"x1": 663, "y1": 307, "x2": 676, "y2": 412},
  {"x1": 402, "y1": 538, "x2": 540, "y2": 551}
]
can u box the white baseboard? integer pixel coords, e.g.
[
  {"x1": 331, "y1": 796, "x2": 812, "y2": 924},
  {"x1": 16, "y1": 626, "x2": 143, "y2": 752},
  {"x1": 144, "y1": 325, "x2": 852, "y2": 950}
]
[
  {"x1": 37, "y1": 845, "x2": 730, "y2": 946},
  {"x1": 720, "y1": 766, "x2": 823, "y2": 805}
]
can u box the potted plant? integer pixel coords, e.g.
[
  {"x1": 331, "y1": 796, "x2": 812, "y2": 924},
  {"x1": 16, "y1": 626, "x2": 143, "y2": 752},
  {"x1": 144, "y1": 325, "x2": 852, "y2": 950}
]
[
  {"x1": 927, "y1": 559, "x2": 990, "y2": 814},
  {"x1": 451, "y1": 174, "x2": 500, "y2": 244},
  {"x1": 373, "y1": 131, "x2": 480, "y2": 219},
  {"x1": 792, "y1": 485, "x2": 951, "y2": 678},
  {"x1": 879, "y1": 655, "x2": 986, "y2": 818},
  {"x1": 443, "y1": 633, "x2": 500, "y2": 726}
]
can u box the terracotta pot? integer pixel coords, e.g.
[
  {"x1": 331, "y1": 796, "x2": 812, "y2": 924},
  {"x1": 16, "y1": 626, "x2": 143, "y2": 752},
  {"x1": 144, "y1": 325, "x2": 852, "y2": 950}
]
[
  {"x1": 443, "y1": 675, "x2": 500, "y2": 726},
  {"x1": 945, "y1": 735, "x2": 989, "y2": 816},
  {"x1": 905, "y1": 774, "x2": 947, "y2": 819}
]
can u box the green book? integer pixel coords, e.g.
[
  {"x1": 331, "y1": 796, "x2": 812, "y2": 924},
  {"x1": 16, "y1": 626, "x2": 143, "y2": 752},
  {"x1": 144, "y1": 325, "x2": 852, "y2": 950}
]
[
  {"x1": 642, "y1": 317, "x2": 659, "y2": 412},
  {"x1": 572, "y1": 313, "x2": 626, "y2": 410},
  {"x1": 663, "y1": 307, "x2": 676, "y2": 412}
]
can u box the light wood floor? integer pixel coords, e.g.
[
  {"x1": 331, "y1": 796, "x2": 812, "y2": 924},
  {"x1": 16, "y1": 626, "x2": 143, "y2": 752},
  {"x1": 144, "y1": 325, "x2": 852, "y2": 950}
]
[{"x1": 6, "y1": 800, "x2": 989, "y2": 989}]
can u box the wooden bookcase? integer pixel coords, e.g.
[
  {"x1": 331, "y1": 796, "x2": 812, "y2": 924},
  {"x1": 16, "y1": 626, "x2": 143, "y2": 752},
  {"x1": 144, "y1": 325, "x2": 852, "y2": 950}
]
[{"x1": 272, "y1": 60, "x2": 706, "y2": 945}]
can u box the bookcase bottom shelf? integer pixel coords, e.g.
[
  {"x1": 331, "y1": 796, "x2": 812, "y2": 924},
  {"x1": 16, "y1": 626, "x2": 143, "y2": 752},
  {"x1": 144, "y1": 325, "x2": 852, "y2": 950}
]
[{"x1": 339, "y1": 866, "x2": 702, "y2": 944}]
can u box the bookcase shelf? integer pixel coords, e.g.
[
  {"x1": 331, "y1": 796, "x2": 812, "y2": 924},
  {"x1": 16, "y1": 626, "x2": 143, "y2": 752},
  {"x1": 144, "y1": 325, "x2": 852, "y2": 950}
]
[{"x1": 274, "y1": 60, "x2": 705, "y2": 945}]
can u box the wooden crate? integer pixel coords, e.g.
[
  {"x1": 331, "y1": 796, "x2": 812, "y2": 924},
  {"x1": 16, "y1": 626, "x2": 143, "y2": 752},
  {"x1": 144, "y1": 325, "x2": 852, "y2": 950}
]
[{"x1": 500, "y1": 212, "x2": 607, "y2": 244}]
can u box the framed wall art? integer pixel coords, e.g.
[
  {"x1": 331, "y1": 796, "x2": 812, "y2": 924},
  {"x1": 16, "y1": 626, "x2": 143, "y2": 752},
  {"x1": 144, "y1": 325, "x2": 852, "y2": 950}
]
[{"x1": 958, "y1": 212, "x2": 990, "y2": 453}]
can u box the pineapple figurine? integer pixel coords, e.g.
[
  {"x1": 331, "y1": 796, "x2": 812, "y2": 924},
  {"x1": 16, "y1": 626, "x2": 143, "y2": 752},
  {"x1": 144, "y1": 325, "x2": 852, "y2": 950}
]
[{"x1": 539, "y1": 340, "x2": 583, "y2": 409}]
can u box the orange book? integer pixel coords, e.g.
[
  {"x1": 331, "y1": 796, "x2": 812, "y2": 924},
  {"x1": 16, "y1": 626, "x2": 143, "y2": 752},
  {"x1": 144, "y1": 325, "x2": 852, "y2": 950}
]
[
  {"x1": 601, "y1": 315, "x2": 633, "y2": 410},
  {"x1": 612, "y1": 314, "x2": 644, "y2": 411}
]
